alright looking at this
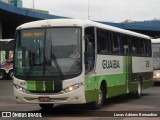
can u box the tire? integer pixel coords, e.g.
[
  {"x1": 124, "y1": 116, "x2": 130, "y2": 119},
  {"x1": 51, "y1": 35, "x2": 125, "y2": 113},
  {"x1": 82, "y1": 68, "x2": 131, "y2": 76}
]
[
  {"x1": 0, "y1": 70, "x2": 6, "y2": 80},
  {"x1": 8, "y1": 69, "x2": 13, "y2": 80},
  {"x1": 134, "y1": 81, "x2": 142, "y2": 98},
  {"x1": 39, "y1": 104, "x2": 54, "y2": 110},
  {"x1": 91, "y1": 85, "x2": 105, "y2": 110}
]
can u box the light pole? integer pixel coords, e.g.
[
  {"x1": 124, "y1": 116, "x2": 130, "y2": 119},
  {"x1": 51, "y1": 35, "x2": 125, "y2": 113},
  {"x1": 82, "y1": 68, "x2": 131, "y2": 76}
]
[
  {"x1": 88, "y1": 0, "x2": 90, "y2": 20},
  {"x1": 33, "y1": 0, "x2": 34, "y2": 10}
]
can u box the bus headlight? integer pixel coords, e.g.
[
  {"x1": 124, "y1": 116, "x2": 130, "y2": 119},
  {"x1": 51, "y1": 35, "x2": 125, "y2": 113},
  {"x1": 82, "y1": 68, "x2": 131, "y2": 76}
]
[
  {"x1": 60, "y1": 82, "x2": 83, "y2": 94},
  {"x1": 13, "y1": 84, "x2": 30, "y2": 93}
]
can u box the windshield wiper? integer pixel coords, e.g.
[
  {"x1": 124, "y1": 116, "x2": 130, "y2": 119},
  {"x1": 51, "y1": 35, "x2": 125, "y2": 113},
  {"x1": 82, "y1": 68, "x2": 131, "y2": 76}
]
[
  {"x1": 50, "y1": 42, "x2": 64, "y2": 80},
  {"x1": 51, "y1": 53, "x2": 64, "y2": 80}
]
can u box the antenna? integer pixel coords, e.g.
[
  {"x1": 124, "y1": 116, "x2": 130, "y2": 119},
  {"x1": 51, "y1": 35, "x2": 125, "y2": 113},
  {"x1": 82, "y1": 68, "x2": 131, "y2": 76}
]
[{"x1": 88, "y1": 0, "x2": 90, "y2": 20}]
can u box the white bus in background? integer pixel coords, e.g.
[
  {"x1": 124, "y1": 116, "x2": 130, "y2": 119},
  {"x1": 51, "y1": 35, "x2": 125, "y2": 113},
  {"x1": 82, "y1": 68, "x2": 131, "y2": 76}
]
[
  {"x1": 0, "y1": 39, "x2": 14, "y2": 80},
  {"x1": 152, "y1": 39, "x2": 160, "y2": 82}
]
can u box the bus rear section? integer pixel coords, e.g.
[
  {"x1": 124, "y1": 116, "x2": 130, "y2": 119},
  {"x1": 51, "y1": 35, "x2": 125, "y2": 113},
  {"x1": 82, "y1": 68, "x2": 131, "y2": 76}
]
[
  {"x1": 0, "y1": 39, "x2": 14, "y2": 80},
  {"x1": 85, "y1": 26, "x2": 153, "y2": 106}
]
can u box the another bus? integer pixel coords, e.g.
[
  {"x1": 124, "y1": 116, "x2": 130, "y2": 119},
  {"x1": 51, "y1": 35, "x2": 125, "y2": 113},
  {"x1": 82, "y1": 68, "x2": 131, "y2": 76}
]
[
  {"x1": 13, "y1": 19, "x2": 153, "y2": 110},
  {"x1": 152, "y1": 39, "x2": 160, "y2": 82},
  {"x1": 0, "y1": 39, "x2": 14, "y2": 80}
]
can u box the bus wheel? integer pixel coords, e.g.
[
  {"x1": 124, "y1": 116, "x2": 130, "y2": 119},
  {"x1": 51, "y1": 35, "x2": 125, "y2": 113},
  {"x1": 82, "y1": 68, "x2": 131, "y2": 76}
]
[
  {"x1": 39, "y1": 104, "x2": 54, "y2": 110},
  {"x1": 8, "y1": 69, "x2": 13, "y2": 80},
  {"x1": 92, "y1": 85, "x2": 105, "y2": 109},
  {"x1": 134, "y1": 81, "x2": 142, "y2": 98},
  {"x1": 0, "y1": 70, "x2": 6, "y2": 80}
]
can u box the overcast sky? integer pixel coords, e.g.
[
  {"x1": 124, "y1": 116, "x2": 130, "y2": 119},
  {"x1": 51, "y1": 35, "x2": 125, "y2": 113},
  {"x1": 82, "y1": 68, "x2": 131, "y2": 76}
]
[{"x1": 22, "y1": 0, "x2": 160, "y2": 23}]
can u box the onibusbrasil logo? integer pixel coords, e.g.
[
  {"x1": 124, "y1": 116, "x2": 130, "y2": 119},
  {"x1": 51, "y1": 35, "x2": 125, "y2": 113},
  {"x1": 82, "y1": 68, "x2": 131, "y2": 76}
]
[{"x1": 1, "y1": 112, "x2": 42, "y2": 118}]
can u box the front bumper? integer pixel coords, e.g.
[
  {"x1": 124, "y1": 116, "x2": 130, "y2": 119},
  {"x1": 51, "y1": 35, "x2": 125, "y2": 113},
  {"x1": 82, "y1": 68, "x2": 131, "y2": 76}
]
[{"x1": 14, "y1": 86, "x2": 85, "y2": 104}]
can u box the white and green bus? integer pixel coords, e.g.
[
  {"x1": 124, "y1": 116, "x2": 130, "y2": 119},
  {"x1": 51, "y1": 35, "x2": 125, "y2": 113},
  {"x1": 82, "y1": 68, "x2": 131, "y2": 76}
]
[
  {"x1": 0, "y1": 39, "x2": 14, "y2": 80},
  {"x1": 13, "y1": 19, "x2": 153, "y2": 110}
]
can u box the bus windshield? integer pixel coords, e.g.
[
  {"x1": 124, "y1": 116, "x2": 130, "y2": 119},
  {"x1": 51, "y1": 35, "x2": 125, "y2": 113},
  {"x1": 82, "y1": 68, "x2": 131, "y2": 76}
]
[
  {"x1": 152, "y1": 43, "x2": 160, "y2": 70},
  {"x1": 14, "y1": 28, "x2": 82, "y2": 79}
]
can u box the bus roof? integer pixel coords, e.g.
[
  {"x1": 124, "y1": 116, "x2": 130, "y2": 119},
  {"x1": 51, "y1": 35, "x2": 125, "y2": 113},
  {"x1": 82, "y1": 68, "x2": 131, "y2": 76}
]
[
  {"x1": 151, "y1": 39, "x2": 160, "y2": 43},
  {"x1": 16, "y1": 19, "x2": 150, "y2": 39}
]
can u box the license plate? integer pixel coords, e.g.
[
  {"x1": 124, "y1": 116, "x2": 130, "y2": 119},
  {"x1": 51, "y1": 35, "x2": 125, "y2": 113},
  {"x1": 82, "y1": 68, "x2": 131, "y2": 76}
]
[{"x1": 38, "y1": 97, "x2": 50, "y2": 102}]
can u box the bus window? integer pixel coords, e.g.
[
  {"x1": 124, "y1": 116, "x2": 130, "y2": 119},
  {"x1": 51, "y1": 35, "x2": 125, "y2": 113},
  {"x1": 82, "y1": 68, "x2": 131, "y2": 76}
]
[
  {"x1": 97, "y1": 29, "x2": 110, "y2": 54},
  {"x1": 144, "y1": 39, "x2": 152, "y2": 57},
  {"x1": 122, "y1": 35, "x2": 131, "y2": 55},
  {"x1": 146, "y1": 40, "x2": 152, "y2": 57},
  {"x1": 111, "y1": 32, "x2": 121, "y2": 55},
  {"x1": 140, "y1": 39, "x2": 147, "y2": 56},
  {"x1": 85, "y1": 27, "x2": 95, "y2": 74},
  {"x1": 131, "y1": 37, "x2": 139, "y2": 56}
]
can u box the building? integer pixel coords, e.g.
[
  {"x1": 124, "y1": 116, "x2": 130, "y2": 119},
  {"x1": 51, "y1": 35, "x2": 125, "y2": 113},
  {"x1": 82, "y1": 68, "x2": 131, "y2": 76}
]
[
  {"x1": 0, "y1": 0, "x2": 22, "y2": 7},
  {"x1": 10, "y1": 0, "x2": 22, "y2": 7}
]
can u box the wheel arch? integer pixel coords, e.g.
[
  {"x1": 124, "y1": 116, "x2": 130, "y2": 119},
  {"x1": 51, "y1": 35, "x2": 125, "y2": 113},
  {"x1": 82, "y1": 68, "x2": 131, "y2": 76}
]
[{"x1": 97, "y1": 79, "x2": 107, "y2": 99}]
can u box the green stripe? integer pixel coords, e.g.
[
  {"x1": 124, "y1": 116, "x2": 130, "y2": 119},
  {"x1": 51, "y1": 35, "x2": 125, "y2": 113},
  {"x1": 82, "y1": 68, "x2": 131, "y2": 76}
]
[
  {"x1": 36, "y1": 81, "x2": 43, "y2": 91},
  {"x1": 27, "y1": 81, "x2": 36, "y2": 91},
  {"x1": 45, "y1": 81, "x2": 54, "y2": 91},
  {"x1": 27, "y1": 81, "x2": 54, "y2": 92}
]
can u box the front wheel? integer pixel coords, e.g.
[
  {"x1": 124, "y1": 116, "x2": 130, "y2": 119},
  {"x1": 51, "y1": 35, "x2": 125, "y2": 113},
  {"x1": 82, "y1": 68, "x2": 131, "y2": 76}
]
[
  {"x1": 39, "y1": 104, "x2": 54, "y2": 110},
  {"x1": 0, "y1": 70, "x2": 6, "y2": 80},
  {"x1": 91, "y1": 85, "x2": 105, "y2": 109}
]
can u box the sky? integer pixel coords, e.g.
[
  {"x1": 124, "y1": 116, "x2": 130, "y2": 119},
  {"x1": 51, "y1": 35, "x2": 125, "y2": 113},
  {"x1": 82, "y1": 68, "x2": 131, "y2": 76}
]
[{"x1": 22, "y1": 0, "x2": 160, "y2": 23}]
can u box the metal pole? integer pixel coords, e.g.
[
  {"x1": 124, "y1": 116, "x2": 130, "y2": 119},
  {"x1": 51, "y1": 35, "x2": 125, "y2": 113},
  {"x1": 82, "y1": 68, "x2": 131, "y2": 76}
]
[
  {"x1": 88, "y1": 0, "x2": 90, "y2": 20},
  {"x1": 33, "y1": 0, "x2": 34, "y2": 10}
]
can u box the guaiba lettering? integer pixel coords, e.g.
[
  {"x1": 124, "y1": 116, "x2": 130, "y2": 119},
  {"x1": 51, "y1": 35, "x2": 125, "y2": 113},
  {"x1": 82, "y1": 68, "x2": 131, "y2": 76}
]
[
  {"x1": 102, "y1": 60, "x2": 120, "y2": 69},
  {"x1": 23, "y1": 32, "x2": 44, "y2": 37}
]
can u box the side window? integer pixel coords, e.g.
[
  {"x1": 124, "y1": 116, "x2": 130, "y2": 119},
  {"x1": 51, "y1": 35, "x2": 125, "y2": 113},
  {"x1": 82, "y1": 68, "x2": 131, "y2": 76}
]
[
  {"x1": 144, "y1": 39, "x2": 152, "y2": 57},
  {"x1": 122, "y1": 35, "x2": 131, "y2": 55},
  {"x1": 131, "y1": 37, "x2": 151, "y2": 57},
  {"x1": 140, "y1": 39, "x2": 147, "y2": 56},
  {"x1": 111, "y1": 32, "x2": 121, "y2": 55},
  {"x1": 97, "y1": 29, "x2": 110, "y2": 54},
  {"x1": 147, "y1": 40, "x2": 152, "y2": 57},
  {"x1": 131, "y1": 37, "x2": 139, "y2": 56}
]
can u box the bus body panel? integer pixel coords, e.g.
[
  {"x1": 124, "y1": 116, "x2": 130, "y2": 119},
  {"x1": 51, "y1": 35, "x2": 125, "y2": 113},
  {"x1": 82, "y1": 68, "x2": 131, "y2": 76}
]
[
  {"x1": 13, "y1": 74, "x2": 86, "y2": 104},
  {"x1": 85, "y1": 55, "x2": 153, "y2": 100}
]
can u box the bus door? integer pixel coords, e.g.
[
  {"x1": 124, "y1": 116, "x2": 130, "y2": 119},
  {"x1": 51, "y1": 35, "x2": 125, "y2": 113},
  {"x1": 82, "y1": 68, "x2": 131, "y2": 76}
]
[
  {"x1": 84, "y1": 27, "x2": 97, "y2": 102},
  {"x1": 84, "y1": 27, "x2": 95, "y2": 74}
]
